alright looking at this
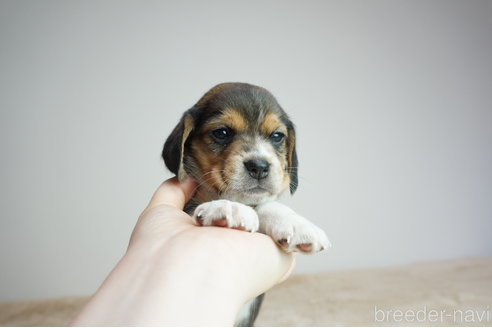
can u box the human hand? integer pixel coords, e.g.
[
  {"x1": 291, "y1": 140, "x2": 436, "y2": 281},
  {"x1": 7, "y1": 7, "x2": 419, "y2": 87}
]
[{"x1": 71, "y1": 177, "x2": 295, "y2": 326}]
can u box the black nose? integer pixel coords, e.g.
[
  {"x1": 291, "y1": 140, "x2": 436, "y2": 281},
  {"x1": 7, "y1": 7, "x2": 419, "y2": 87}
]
[{"x1": 244, "y1": 159, "x2": 270, "y2": 180}]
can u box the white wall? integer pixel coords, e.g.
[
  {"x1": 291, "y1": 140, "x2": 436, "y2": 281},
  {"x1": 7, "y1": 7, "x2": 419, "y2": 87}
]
[{"x1": 1, "y1": 0, "x2": 491, "y2": 302}]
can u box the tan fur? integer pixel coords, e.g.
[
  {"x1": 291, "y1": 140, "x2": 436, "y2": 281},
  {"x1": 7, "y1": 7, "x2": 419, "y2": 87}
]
[
  {"x1": 260, "y1": 112, "x2": 286, "y2": 136},
  {"x1": 208, "y1": 108, "x2": 248, "y2": 133},
  {"x1": 190, "y1": 137, "x2": 225, "y2": 193},
  {"x1": 190, "y1": 107, "x2": 291, "y2": 201},
  {"x1": 178, "y1": 115, "x2": 195, "y2": 181},
  {"x1": 286, "y1": 130, "x2": 296, "y2": 177}
]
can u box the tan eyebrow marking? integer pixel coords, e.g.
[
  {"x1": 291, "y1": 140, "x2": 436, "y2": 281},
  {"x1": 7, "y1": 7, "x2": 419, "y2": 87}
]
[
  {"x1": 260, "y1": 112, "x2": 286, "y2": 135},
  {"x1": 208, "y1": 108, "x2": 248, "y2": 132}
]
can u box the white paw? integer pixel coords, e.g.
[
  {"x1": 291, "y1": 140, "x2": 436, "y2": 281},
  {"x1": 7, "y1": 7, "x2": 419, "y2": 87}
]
[
  {"x1": 257, "y1": 204, "x2": 331, "y2": 253},
  {"x1": 193, "y1": 200, "x2": 259, "y2": 232}
]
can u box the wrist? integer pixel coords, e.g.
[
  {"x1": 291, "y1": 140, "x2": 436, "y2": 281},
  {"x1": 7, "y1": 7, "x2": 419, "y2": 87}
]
[
  {"x1": 124, "y1": 229, "x2": 246, "y2": 325},
  {"x1": 73, "y1": 231, "x2": 245, "y2": 326}
]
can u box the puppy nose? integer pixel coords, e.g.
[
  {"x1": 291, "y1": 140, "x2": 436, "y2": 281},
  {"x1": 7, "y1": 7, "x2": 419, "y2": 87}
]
[{"x1": 244, "y1": 159, "x2": 270, "y2": 180}]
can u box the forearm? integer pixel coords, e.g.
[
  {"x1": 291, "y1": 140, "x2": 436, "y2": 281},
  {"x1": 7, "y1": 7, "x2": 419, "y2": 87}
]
[
  {"x1": 72, "y1": 233, "x2": 245, "y2": 326},
  {"x1": 72, "y1": 226, "x2": 293, "y2": 326}
]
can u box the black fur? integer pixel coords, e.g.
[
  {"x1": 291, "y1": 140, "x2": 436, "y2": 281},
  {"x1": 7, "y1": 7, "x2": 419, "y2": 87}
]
[
  {"x1": 162, "y1": 107, "x2": 198, "y2": 178},
  {"x1": 235, "y1": 294, "x2": 265, "y2": 327}
]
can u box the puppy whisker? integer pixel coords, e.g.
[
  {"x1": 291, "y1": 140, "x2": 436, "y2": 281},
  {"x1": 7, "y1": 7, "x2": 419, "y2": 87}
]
[
  {"x1": 191, "y1": 175, "x2": 221, "y2": 195},
  {"x1": 198, "y1": 169, "x2": 226, "y2": 181},
  {"x1": 217, "y1": 178, "x2": 231, "y2": 195},
  {"x1": 192, "y1": 169, "x2": 236, "y2": 196}
]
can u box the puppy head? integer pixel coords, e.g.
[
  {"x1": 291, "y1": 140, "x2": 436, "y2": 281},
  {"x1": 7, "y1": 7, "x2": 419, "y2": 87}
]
[{"x1": 163, "y1": 83, "x2": 298, "y2": 205}]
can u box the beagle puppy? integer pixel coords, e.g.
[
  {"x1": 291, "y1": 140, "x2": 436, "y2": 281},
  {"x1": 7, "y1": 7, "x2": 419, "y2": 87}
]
[{"x1": 162, "y1": 82, "x2": 330, "y2": 326}]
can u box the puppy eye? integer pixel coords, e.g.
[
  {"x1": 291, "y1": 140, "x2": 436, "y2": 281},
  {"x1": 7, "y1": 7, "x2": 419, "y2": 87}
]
[
  {"x1": 211, "y1": 127, "x2": 233, "y2": 143},
  {"x1": 270, "y1": 132, "x2": 285, "y2": 143}
]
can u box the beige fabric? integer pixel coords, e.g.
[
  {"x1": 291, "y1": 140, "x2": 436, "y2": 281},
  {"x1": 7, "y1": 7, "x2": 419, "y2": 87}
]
[
  {"x1": 257, "y1": 257, "x2": 492, "y2": 326},
  {"x1": 1, "y1": 258, "x2": 491, "y2": 326}
]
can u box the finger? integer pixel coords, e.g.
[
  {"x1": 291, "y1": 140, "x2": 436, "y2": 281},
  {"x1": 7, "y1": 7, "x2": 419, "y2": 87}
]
[
  {"x1": 146, "y1": 177, "x2": 197, "y2": 211},
  {"x1": 228, "y1": 231, "x2": 296, "y2": 302},
  {"x1": 278, "y1": 253, "x2": 296, "y2": 284},
  {"x1": 252, "y1": 235, "x2": 296, "y2": 288}
]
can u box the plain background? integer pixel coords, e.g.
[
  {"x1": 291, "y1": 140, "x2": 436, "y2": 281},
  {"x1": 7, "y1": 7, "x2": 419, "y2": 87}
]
[{"x1": 1, "y1": 0, "x2": 491, "y2": 302}]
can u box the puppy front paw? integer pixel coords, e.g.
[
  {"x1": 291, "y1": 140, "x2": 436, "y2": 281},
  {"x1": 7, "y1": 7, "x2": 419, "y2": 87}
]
[
  {"x1": 260, "y1": 213, "x2": 331, "y2": 254},
  {"x1": 193, "y1": 200, "x2": 259, "y2": 232}
]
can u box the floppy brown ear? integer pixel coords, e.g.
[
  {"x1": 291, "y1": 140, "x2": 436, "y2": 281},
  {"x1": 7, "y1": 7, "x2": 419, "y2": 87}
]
[
  {"x1": 286, "y1": 122, "x2": 298, "y2": 194},
  {"x1": 162, "y1": 109, "x2": 196, "y2": 181}
]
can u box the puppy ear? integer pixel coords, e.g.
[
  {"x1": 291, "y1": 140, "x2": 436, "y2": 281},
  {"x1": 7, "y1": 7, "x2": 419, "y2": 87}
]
[
  {"x1": 286, "y1": 123, "x2": 298, "y2": 194},
  {"x1": 162, "y1": 108, "x2": 196, "y2": 182}
]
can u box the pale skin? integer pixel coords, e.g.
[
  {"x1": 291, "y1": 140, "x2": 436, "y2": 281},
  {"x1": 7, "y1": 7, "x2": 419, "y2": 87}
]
[{"x1": 71, "y1": 177, "x2": 296, "y2": 326}]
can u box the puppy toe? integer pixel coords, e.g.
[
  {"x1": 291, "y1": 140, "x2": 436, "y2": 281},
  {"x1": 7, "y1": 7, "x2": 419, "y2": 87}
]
[
  {"x1": 212, "y1": 218, "x2": 228, "y2": 227},
  {"x1": 296, "y1": 243, "x2": 313, "y2": 252},
  {"x1": 277, "y1": 238, "x2": 290, "y2": 249},
  {"x1": 192, "y1": 200, "x2": 259, "y2": 232}
]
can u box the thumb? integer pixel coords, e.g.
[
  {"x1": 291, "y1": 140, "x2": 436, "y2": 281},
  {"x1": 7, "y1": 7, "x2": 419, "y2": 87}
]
[{"x1": 146, "y1": 177, "x2": 197, "y2": 211}]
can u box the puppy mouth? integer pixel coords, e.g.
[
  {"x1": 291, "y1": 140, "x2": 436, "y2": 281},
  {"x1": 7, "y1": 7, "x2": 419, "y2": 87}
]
[
  {"x1": 244, "y1": 186, "x2": 269, "y2": 194},
  {"x1": 223, "y1": 180, "x2": 279, "y2": 205}
]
